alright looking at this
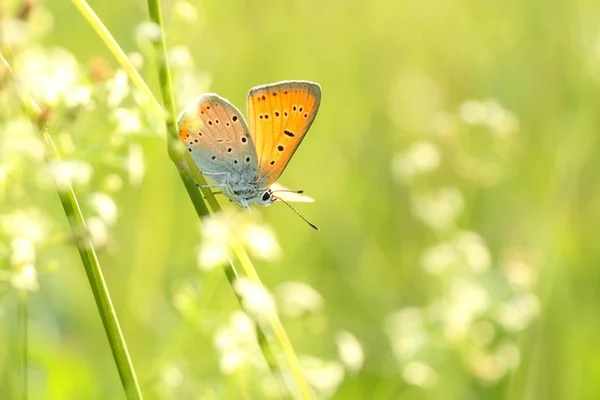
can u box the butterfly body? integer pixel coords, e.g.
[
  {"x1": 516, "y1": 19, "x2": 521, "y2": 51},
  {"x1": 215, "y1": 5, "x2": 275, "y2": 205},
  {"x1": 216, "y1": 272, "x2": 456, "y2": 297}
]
[
  {"x1": 204, "y1": 170, "x2": 274, "y2": 208},
  {"x1": 178, "y1": 80, "x2": 321, "y2": 209}
]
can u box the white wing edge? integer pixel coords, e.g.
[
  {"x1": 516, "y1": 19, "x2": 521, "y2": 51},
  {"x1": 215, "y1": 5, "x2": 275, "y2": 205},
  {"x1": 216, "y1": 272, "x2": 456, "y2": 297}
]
[{"x1": 269, "y1": 182, "x2": 315, "y2": 203}]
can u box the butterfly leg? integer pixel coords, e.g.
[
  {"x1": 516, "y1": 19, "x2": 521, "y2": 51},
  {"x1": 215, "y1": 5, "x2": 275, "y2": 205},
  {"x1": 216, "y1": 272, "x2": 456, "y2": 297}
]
[
  {"x1": 199, "y1": 171, "x2": 236, "y2": 196},
  {"x1": 198, "y1": 184, "x2": 226, "y2": 189},
  {"x1": 196, "y1": 171, "x2": 233, "y2": 191},
  {"x1": 241, "y1": 198, "x2": 251, "y2": 212},
  {"x1": 198, "y1": 184, "x2": 233, "y2": 201},
  {"x1": 232, "y1": 200, "x2": 251, "y2": 215}
]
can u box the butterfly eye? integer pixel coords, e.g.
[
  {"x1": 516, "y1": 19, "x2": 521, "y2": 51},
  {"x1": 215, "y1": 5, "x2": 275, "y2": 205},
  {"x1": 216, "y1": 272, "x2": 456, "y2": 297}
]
[{"x1": 261, "y1": 191, "x2": 271, "y2": 202}]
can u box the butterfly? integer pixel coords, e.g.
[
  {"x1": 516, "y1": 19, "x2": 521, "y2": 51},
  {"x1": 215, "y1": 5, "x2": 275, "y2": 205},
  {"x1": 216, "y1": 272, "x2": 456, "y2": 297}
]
[{"x1": 177, "y1": 80, "x2": 321, "y2": 228}]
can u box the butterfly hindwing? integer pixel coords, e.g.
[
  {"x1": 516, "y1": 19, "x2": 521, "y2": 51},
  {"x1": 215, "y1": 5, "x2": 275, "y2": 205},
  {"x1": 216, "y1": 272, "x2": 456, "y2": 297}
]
[
  {"x1": 246, "y1": 81, "x2": 321, "y2": 187},
  {"x1": 178, "y1": 94, "x2": 259, "y2": 178}
]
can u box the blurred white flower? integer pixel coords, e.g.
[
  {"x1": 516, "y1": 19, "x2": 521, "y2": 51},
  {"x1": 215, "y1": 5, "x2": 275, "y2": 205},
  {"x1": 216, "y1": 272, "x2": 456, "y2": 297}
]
[
  {"x1": 459, "y1": 100, "x2": 488, "y2": 126},
  {"x1": 127, "y1": 52, "x2": 145, "y2": 70},
  {"x1": 161, "y1": 365, "x2": 184, "y2": 388},
  {"x1": 196, "y1": 242, "x2": 229, "y2": 271},
  {"x1": 197, "y1": 215, "x2": 234, "y2": 270},
  {"x1": 106, "y1": 70, "x2": 130, "y2": 108},
  {"x1": 401, "y1": 361, "x2": 438, "y2": 389},
  {"x1": 102, "y1": 174, "x2": 124, "y2": 192},
  {"x1": 10, "y1": 263, "x2": 39, "y2": 292},
  {"x1": 86, "y1": 216, "x2": 109, "y2": 248},
  {"x1": 65, "y1": 85, "x2": 94, "y2": 109},
  {"x1": 0, "y1": 209, "x2": 49, "y2": 244},
  {"x1": 169, "y1": 46, "x2": 194, "y2": 68},
  {"x1": 196, "y1": 213, "x2": 282, "y2": 270},
  {"x1": 442, "y1": 277, "x2": 488, "y2": 341},
  {"x1": 421, "y1": 242, "x2": 458, "y2": 275},
  {"x1": 467, "y1": 341, "x2": 521, "y2": 384},
  {"x1": 385, "y1": 308, "x2": 427, "y2": 362},
  {"x1": 14, "y1": 47, "x2": 80, "y2": 106},
  {"x1": 496, "y1": 293, "x2": 540, "y2": 332},
  {"x1": 88, "y1": 192, "x2": 118, "y2": 226},
  {"x1": 0, "y1": 167, "x2": 6, "y2": 194},
  {"x1": 233, "y1": 277, "x2": 276, "y2": 319},
  {"x1": 135, "y1": 22, "x2": 162, "y2": 43},
  {"x1": 391, "y1": 141, "x2": 440, "y2": 183},
  {"x1": 301, "y1": 355, "x2": 345, "y2": 398},
  {"x1": 213, "y1": 311, "x2": 264, "y2": 374},
  {"x1": 9, "y1": 239, "x2": 38, "y2": 292},
  {"x1": 431, "y1": 112, "x2": 457, "y2": 137},
  {"x1": 174, "y1": 1, "x2": 198, "y2": 22},
  {"x1": 10, "y1": 238, "x2": 36, "y2": 267},
  {"x1": 48, "y1": 159, "x2": 93, "y2": 190},
  {"x1": 113, "y1": 108, "x2": 142, "y2": 134},
  {"x1": 455, "y1": 231, "x2": 491, "y2": 273},
  {"x1": 242, "y1": 225, "x2": 281, "y2": 261},
  {"x1": 459, "y1": 99, "x2": 519, "y2": 137},
  {"x1": 275, "y1": 281, "x2": 324, "y2": 317},
  {"x1": 335, "y1": 331, "x2": 364, "y2": 373},
  {"x1": 421, "y1": 232, "x2": 491, "y2": 275},
  {"x1": 1, "y1": 118, "x2": 46, "y2": 168},
  {"x1": 175, "y1": 70, "x2": 212, "y2": 110},
  {"x1": 466, "y1": 351, "x2": 505, "y2": 383},
  {"x1": 495, "y1": 340, "x2": 520, "y2": 371},
  {"x1": 124, "y1": 143, "x2": 145, "y2": 185},
  {"x1": 411, "y1": 187, "x2": 464, "y2": 231},
  {"x1": 489, "y1": 109, "x2": 519, "y2": 137},
  {"x1": 387, "y1": 92, "x2": 531, "y2": 386},
  {"x1": 502, "y1": 259, "x2": 537, "y2": 289},
  {"x1": 1, "y1": 19, "x2": 29, "y2": 46}
]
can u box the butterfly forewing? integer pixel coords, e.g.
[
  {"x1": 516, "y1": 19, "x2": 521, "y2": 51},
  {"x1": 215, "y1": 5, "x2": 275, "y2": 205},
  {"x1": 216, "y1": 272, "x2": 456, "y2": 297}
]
[
  {"x1": 178, "y1": 94, "x2": 259, "y2": 178},
  {"x1": 246, "y1": 81, "x2": 321, "y2": 187}
]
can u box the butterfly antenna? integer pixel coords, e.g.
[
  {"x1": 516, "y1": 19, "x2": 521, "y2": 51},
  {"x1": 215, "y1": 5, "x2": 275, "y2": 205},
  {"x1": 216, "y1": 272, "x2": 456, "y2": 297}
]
[
  {"x1": 271, "y1": 189, "x2": 304, "y2": 194},
  {"x1": 275, "y1": 197, "x2": 319, "y2": 231}
]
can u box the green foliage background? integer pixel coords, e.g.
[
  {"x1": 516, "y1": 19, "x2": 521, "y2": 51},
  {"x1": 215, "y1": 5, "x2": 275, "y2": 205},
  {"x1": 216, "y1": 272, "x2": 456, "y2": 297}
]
[{"x1": 2, "y1": 0, "x2": 600, "y2": 398}]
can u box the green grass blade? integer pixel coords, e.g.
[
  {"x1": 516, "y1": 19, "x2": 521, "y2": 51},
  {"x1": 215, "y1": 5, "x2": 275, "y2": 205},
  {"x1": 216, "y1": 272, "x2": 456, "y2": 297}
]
[{"x1": 18, "y1": 291, "x2": 27, "y2": 400}]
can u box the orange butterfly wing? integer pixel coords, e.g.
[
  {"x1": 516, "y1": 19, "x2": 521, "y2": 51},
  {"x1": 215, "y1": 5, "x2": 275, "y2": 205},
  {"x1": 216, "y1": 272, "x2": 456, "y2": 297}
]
[{"x1": 246, "y1": 81, "x2": 321, "y2": 187}]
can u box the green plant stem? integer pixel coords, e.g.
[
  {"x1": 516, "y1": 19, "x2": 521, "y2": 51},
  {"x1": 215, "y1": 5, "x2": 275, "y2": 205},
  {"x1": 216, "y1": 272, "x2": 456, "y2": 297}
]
[
  {"x1": 18, "y1": 290, "x2": 27, "y2": 400},
  {"x1": 42, "y1": 121, "x2": 144, "y2": 400},
  {"x1": 1, "y1": 53, "x2": 143, "y2": 400}
]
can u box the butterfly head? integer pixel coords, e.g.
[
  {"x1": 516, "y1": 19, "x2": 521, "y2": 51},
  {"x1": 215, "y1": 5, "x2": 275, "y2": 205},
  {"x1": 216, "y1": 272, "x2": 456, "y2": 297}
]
[
  {"x1": 227, "y1": 183, "x2": 318, "y2": 230},
  {"x1": 228, "y1": 186, "x2": 275, "y2": 207},
  {"x1": 257, "y1": 189, "x2": 275, "y2": 206}
]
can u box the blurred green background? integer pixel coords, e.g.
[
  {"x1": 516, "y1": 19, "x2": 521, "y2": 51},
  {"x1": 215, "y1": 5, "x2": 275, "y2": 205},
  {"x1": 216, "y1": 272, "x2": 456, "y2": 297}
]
[{"x1": 2, "y1": 0, "x2": 600, "y2": 398}]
